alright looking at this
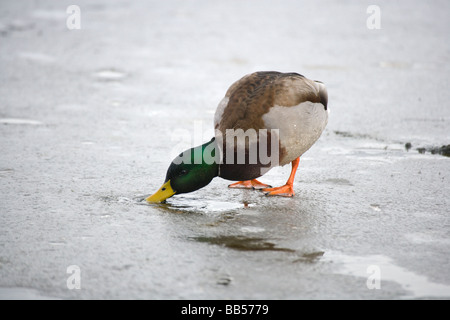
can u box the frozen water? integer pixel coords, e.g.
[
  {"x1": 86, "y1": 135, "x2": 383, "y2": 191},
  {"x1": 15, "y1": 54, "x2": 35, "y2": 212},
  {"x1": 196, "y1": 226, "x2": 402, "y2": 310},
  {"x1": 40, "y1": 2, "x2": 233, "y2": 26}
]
[
  {"x1": 324, "y1": 252, "x2": 450, "y2": 299},
  {"x1": 0, "y1": 0, "x2": 449, "y2": 299}
]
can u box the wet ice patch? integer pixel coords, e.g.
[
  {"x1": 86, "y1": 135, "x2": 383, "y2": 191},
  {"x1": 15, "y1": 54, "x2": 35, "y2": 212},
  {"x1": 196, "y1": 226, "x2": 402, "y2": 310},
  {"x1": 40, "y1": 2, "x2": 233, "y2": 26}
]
[
  {"x1": 216, "y1": 274, "x2": 233, "y2": 286},
  {"x1": 334, "y1": 131, "x2": 450, "y2": 158},
  {"x1": 117, "y1": 196, "x2": 134, "y2": 204},
  {"x1": 416, "y1": 145, "x2": 450, "y2": 157},
  {"x1": 240, "y1": 226, "x2": 265, "y2": 233},
  {"x1": 99, "y1": 195, "x2": 136, "y2": 205},
  {"x1": 324, "y1": 251, "x2": 450, "y2": 299},
  {"x1": 404, "y1": 233, "x2": 450, "y2": 246},
  {"x1": 0, "y1": 19, "x2": 34, "y2": 35},
  {"x1": 135, "y1": 194, "x2": 245, "y2": 213},
  {"x1": 0, "y1": 118, "x2": 43, "y2": 125},
  {"x1": 0, "y1": 168, "x2": 14, "y2": 176},
  {"x1": 293, "y1": 251, "x2": 325, "y2": 263},
  {"x1": 164, "y1": 196, "x2": 244, "y2": 213},
  {"x1": 192, "y1": 235, "x2": 295, "y2": 252},
  {"x1": 48, "y1": 241, "x2": 66, "y2": 246},
  {"x1": 324, "y1": 178, "x2": 353, "y2": 186},
  {"x1": 370, "y1": 204, "x2": 382, "y2": 212},
  {"x1": 334, "y1": 131, "x2": 381, "y2": 141},
  {"x1": 94, "y1": 69, "x2": 126, "y2": 81}
]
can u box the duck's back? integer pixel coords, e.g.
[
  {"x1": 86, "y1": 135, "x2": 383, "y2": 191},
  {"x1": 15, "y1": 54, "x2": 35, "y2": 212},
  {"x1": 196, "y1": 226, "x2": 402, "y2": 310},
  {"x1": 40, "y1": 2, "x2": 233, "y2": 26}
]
[
  {"x1": 215, "y1": 72, "x2": 327, "y2": 131},
  {"x1": 214, "y1": 71, "x2": 328, "y2": 180}
]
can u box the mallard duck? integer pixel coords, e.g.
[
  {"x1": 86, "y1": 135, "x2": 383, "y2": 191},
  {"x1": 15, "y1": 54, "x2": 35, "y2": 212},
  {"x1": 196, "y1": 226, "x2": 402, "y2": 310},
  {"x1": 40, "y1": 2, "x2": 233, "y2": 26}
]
[{"x1": 146, "y1": 71, "x2": 328, "y2": 203}]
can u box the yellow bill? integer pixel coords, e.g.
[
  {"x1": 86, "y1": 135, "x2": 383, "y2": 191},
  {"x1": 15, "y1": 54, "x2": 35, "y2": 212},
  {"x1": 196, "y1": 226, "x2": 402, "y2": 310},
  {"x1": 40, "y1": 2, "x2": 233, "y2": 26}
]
[{"x1": 146, "y1": 180, "x2": 176, "y2": 203}]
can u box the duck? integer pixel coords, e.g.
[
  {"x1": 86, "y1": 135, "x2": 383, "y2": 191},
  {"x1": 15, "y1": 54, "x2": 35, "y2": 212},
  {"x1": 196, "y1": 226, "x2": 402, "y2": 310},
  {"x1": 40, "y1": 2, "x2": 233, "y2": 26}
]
[{"x1": 146, "y1": 71, "x2": 328, "y2": 203}]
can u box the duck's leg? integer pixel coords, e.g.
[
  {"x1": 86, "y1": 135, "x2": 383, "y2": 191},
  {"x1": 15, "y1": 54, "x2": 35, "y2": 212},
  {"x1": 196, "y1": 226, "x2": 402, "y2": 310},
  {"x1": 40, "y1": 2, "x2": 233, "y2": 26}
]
[
  {"x1": 228, "y1": 179, "x2": 272, "y2": 190},
  {"x1": 263, "y1": 157, "x2": 300, "y2": 197}
]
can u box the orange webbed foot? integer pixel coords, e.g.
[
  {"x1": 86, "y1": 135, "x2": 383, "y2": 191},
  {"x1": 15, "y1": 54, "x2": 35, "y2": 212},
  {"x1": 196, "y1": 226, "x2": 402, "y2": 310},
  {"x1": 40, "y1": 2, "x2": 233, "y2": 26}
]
[
  {"x1": 228, "y1": 179, "x2": 272, "y2": 190},
  {"x1": 263, "y1": 184, "x2": 295, "y2": 197}
]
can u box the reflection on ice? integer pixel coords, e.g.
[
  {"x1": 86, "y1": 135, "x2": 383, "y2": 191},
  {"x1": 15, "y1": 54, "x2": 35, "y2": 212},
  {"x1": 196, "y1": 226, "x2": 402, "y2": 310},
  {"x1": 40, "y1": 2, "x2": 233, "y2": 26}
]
[{"x1": 191, "y1": 235, "x2": 295, "y2": 252}]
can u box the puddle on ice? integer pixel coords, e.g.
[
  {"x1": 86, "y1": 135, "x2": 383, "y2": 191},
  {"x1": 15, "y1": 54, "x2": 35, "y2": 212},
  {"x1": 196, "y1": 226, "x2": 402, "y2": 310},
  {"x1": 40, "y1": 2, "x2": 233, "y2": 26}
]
[
  {"x1": 191, "y1": 235, "x2": 295, "y2": 252},
  {"x1": 136, "y1": 194, "x2": 248, "y2": 214},
  {"x1": 324, "y1": 251, "x2": 450, "y2": 299},
  {"x1": 191, "y1": 236, "x2": 326, "y2": 261}
]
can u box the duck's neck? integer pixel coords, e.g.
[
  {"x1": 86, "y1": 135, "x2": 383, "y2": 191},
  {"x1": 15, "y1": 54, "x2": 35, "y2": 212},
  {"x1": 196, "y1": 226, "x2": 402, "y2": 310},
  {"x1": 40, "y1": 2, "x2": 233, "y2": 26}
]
[{"x1": 189, "y1": 138, "x2": 220, "y2": 178}]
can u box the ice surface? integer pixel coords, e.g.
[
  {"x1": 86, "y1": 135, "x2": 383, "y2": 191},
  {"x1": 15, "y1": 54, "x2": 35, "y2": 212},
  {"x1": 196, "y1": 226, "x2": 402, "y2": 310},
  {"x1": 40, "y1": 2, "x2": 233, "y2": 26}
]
[{"x1": 0, "y1": 0, "x2": 449, "y2": 299}]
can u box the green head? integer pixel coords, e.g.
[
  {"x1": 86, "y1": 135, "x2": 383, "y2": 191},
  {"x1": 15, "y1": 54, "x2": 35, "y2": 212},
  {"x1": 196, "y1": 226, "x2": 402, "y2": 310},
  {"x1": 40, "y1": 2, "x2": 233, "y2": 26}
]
[{"x1": 146, "y1": 138, "x2": 219, "y2": 203}]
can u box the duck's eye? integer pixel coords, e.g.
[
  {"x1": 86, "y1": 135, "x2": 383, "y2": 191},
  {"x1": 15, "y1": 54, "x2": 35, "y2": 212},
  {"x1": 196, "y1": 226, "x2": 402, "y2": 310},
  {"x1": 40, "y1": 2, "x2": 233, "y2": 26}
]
[{"x1": 179, "y1": 170, "x2": 188, "y2": 176}]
